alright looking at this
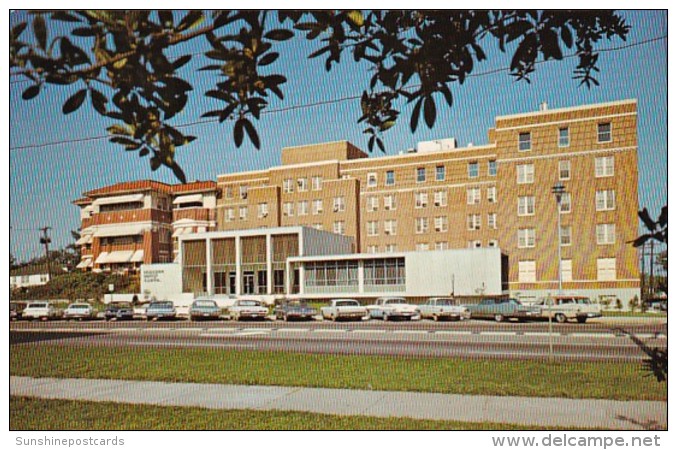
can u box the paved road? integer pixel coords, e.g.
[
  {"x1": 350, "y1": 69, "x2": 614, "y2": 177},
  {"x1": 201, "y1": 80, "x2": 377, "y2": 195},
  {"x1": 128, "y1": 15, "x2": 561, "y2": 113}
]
[{"x1": 10, "y1": 318, "x2": 666, "y2": 362}]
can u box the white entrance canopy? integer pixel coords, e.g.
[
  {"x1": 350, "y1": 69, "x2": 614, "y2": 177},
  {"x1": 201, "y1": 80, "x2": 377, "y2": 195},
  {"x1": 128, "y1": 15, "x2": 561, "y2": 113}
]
[
  {"x1": 94, "y1": 223, "x2": 151, "y2": 238},
  {"x1": 92, "y1": 193, "x2": 144, "y2": 206},
  {"x1": 173, "y1": 194, "x2": 203, "y2": 205}
]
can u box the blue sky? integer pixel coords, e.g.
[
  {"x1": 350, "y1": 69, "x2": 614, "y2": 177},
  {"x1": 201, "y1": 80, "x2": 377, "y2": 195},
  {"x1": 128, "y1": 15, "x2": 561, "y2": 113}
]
[{"x1": 8, "y1": 10, "x2": 667, "y2": 262}]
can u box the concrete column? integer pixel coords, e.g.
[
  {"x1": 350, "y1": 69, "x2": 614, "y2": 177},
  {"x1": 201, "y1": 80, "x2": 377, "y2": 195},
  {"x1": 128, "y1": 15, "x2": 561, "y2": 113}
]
[
  {"x1": 298, "y1": 264, "x2": 305, "y2": 295},
  {"x1": 358, "y1": 260, "x2": 365, "y2": 294},
  {"x1": 205, "y1": 237, "x2": 213, "y2": 295},
  {"x1": 266, "y1": 234, "x2": 273, "y2": 294},
  {"x1": 235, "y1": 236, "x2": 242, "y2": 296}
]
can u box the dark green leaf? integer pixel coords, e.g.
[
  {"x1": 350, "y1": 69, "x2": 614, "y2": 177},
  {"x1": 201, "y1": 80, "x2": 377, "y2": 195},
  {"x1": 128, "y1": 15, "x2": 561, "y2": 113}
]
[
  {"x1": 159, "y1": 10, "x2": 173, "y2": 28},
  {"x1": 632, "y1": 234, "x2": 652, "y2": 248},
  {"x1": 33, "y1": 15, "x2": 47, "y2": 50},
  {"x1": 410, "y1": 97, "x2": 423, "y2": 133},
  {"x1": 368, "y1": 135, "x2": 375, "y2": 151},
  {"x1": 242, "y1": 119, "x2": 261, "y2": 149},
  {"x1": 213, "y1": 11, "x2": 236, "y2": 29},
  {"x1": 638, "y1": 208, "x2": 656, "y2": 232},
  {"x1": 139, "y1": 147, "x2": 150, "y2": 157},
  {"x1": 173, "y1": 55, "x2": 192, "y2": 70},
  {"x1": 62, "y1": 89, "x2": 87, "y2": 114},
  {"x1": 21, "y1": 84, "x2": 40, "y2": 100},
  {"x1": 150, "y1": 156, "x2": 161, "y2": 171},
  {"x1": 177, "y1": 10, "x2": 203, "y2": 31},
  {"x1": 170, "y1": 161, "x2": 187, "y2": 184},
  {"x1": 90, "y1": 89, "x2": 108, "y2": 115},
  {"x1": 258, "y1": 52, "x2": 279, "y2": 66},
  {"x1": 376, "y1": 137, "x2": 385, "y2": 152},
  {"x1": 51, "y1": 12, "x2": 80, "y2": 23},
  {"x1": 264, "y1": 29, "x2": 294, "y2": 41},
  {"x1": 11, "y1": 22, "x2": 27, "y2": 40},
  {"x1": 234, "y1": 119, "x2": 244, "y2": 147},
  {"x1": 72, "y1": 27, "x2": 97, "y2": 37},
  {"x1": 423, "y1": 96, "x2": 436, "y2": 129},
  {"x1": 560, "y1": 25, "x2": 573, "y2": 49},
  {"x1": 659, "y1": 206, "x2": 667, "y2": 228}
]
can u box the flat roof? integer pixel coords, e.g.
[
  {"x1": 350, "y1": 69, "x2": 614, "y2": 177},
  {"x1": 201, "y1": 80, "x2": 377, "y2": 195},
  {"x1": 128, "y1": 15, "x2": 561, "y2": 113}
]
[{"x1": 495, "y1": 99, "x2": 637, "y2": 122}]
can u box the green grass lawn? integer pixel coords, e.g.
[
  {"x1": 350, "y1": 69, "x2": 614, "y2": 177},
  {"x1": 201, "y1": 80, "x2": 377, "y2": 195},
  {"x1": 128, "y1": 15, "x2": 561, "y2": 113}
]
[
  {"x1": 10, "y1": 345, "x2": 666, "y2": 401},
  {"x1": 9, "y1": 396, "x2": 564, "y2": 430},
  {"x1": 602, "y1": 311, "x2": 667, "y2": 318}
]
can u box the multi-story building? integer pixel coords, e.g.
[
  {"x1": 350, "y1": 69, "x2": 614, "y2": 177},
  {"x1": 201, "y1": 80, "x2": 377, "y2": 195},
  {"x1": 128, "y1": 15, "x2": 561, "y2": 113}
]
[
  {"x1": 76, "y1": 99, "x2": 641, "y2": 304},
  {"x1": 73, "y1": 180, "x2": 218, "y2": 272}
]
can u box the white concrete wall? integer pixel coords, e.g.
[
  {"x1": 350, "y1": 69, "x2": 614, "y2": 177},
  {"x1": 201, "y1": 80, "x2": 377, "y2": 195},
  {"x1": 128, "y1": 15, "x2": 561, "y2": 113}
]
[
  {"x1": 405, "y1": 248, "x2": 503, "y2": 296},
  {"x1": 140, "y1": 263, "x2": 184, "y2": 301},
  {"x1": 301, "y1": 227, "x2": 354, "y2": 257},
  {"x1": 10, "y1": 273, "x2": 50, "y2": 289}
]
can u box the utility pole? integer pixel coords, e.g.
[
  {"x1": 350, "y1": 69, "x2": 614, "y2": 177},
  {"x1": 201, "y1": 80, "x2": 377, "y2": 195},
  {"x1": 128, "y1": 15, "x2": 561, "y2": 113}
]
[
  {"x1": 640, "y1": 242, "x2": 646, "y2": 303},
  {"x1": 649, "y1": 240, "x2": 655, "y2": 299},
  {"x1": 39, "y1": 227, "x2": 52, "y2": 280}
]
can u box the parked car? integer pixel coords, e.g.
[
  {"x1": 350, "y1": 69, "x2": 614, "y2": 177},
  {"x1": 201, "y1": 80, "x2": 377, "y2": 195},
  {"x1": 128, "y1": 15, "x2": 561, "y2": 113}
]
[
  {"x1": 535, "y1": 295, "x2": 602, "y2": 323},
  {"x1": 320, "y1": 299, "x2": 368, "y2": 321},
  {"x1": 417, "y1": 297, "x2": 471, "y2": 321},
  {"x1": 63, "y1": 303, "x2": 95, "y2": 320},
  {"x1": 10, "y1": 301, "x2": 27, "y2": 321},
  {"x1": 21, "y1": 301, "x2": 62, "y2": 321},
  {"x1": 228, "y1": 299, "x2": 268, "y2": 321},
  {"x1": 145, "y1": 301, "x2": 177, "y2": 321},
  {"x1": 464, "y1": 298, "x2": 540, "y2": 322},
  {"x1": 274, "y1": 300, "x2": 317, "y2": 321},
  {"x1": 367, "y1": 297, "x2": 419, "y2": 321},
  {"x1": 189, "y1": 299, "x2": 222, "y2": 321},
  {"x1": 104, "y1": 302, "x2": 135, "y2": 321}
]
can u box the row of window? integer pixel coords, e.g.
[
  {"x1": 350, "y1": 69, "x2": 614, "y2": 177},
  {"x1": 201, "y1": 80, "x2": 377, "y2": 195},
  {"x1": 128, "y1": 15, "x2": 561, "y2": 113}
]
[
  {"x1": 518, "y1": 257, "x2": 617, "y2": 283},
  {"x1": 283, "y1": 176, "x2": 323, "y2": 193},
  {"x1": 518, "y1": 156, "x2": 614, "y2": 184},
  {"x1": 518, "y1": 123, "x2": 612, "y2": 152},
  {"x1": 366, "y1": 160, "x2": 498, "y2": 187},
  {"x1": 518, "y1": 223, "x2": 616, "y2": 248}
]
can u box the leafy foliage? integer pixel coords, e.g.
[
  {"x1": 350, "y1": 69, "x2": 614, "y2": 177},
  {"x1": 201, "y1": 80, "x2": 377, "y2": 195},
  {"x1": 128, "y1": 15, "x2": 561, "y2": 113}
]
[
  {"x1": 10, "y1": 271, "x2": 139, "y2": 302},
  {"x1": 11, "y1": 10, "x2": 630, "y2": 181},
  {"x1": 631, "y1": 206, "x2": 667, "y2": 247}
]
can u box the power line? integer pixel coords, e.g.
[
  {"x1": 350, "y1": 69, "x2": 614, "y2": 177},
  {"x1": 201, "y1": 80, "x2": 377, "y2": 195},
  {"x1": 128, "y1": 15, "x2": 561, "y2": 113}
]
[{"x1": 9, "y1": 35, "x2": 666, "y2": 151}]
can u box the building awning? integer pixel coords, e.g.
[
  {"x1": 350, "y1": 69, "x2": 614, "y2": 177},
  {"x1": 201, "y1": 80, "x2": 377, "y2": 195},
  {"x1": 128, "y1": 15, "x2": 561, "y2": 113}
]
[
  {"x1": 130, "y1": 250, "x2": 144, "y2": 263},
  {"x1": 94, "y1": 252, "x2": 109, "y2": 264},
  {"x1": 173, "y1": 193, "x2": 203, "y2": 205},
  {"x1": 93, "y1": 193, "x2": 144, "y2": 206},
  {"x1": 76, "y1": 257, "x2": 93, "y2": 269},
  {"x1": 103, "y1": 250, "x2": 135, "y2": 264},
  {"x1": 172, "y1": 228, "x2": 186, "y2": 238},
  {"x1": 75, "y1": 234, "x2": 93, "y2": 246},
  {"x1": 94, "y1": 223, "x2": 151, "y2": 238}
]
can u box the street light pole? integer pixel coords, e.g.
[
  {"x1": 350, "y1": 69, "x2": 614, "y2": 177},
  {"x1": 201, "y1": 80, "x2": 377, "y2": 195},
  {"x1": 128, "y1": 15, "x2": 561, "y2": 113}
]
[{"x1": 549, "y1": 183, "x2": 566, "y2": 362}]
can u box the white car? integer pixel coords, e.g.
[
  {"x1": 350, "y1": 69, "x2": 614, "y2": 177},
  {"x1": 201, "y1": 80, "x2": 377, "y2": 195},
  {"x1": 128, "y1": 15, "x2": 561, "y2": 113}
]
[
  {"x1": 418, "y1": 297, "x2": 470, "y2": 321},
  {"x1": 63, "y1": 303, "x2": 95, "y2": 320},
  {"x1": 321, "y1": 299, "x2": 368, "y2": 321},
  {"x1": 367, "y1": 297, "x2": 419, "y2": 321},
  {"x1": 22, "y1": 301, "x2": 61, "y2": 321},
  {"x1": 228, "y1": 299, "x2": 269, "y2": 321}
]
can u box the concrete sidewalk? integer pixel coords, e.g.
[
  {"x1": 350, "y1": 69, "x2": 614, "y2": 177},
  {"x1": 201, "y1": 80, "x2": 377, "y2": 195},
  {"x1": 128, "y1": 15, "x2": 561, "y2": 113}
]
[{"x1": 11, "y1": 376, "x2": 666, "y2": 430}]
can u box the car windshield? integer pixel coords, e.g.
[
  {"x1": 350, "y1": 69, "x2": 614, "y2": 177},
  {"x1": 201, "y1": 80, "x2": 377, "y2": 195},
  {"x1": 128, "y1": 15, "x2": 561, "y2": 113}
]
[
  {"x1": 385, "y1": 298, "x2": 405, "y2": 304},
  {"x1": 69, "y1": 305, "x2": 89, "y2": 309},
  {"x1": 434, "y1": 299, "x2": 454, "y2": 305},
  {"x1": 28, "y1": 303, "x2": 47, "y2": 308},
  {"x1": 111, "y1": 302, "x2": 131, "y2": 308},
  {"x1": 575, "y1": 298, "x2": 592, "y2": 304},
  {"x1": 194, "y1": 300, "x2": 217, "y2": 307},
  {"x1": 335, "y1": 300, "x2": 358, "y2": 307},
  {"x1": 238, "y1": 301, "x2": 260, "y2": 306},
  {"x1": 151, "y1": 302, "x2": 173, "y2": 308}
]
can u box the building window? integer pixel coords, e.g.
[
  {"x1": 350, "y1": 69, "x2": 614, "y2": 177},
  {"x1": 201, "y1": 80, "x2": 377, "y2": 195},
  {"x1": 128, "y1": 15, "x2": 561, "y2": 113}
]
[
  {"x1": 297, "y1": 177, "x2": 308, "y2": 192},
  {"x1": 487, "y1": 186, "x2": 497, "y2": 203},
  {"x1": 488, "y1": 213, "x2": 497, "y2": 229},
  {"x1": 561, "y1": 226, "x2": 571, "y2": 246},
  {"x1": 436, "y1": 165, "x2": 446, "y2": 181},
  {"x1": 518, "y1": 228, "x2": 536, "y2": 248},
  {"x1": 367, "y1": 245, "x2": 378, "y2": 254},
  {"x1": 559, "y1": 160, "x2": 571, "y2": 180},
  {"x1": 518, "y1": 132, "x2": 532, "y2": 151},
  {"x1": 434, "y1": 216, "x2": 448, "y2": 232},
  {"x1": 558, "y1": 127, "x2": 569, "y2": 147},
  {"x1": 416, "y1": 243, "x2": 430, "y2": 252},
  {"x1": 561, "y1": 259, "x2": 572, "y2": 282},
  {"x1": 385, "y1": 170, "x2": 395, "y2": 186},
  {"x1": 415, "y1": 192, "x2": 429, "y2": 208},
  {"x1": 385, "y1": 244, "x2": 397, "y2": 253},
  {"x1": 226, "y1": 207, "x2": 235, "y2": 221},
  {"x1": 367, "y1": 196, "x2": 379, "y2": 212},
  {"x1": 468, "y1": 240, "x2": 482, "y2": 249},
  {"x1": 312, "y1": 176, "x2": 323, "y2": 191},
  {"x1": 517, "y1": 164, "x2": 534, "y2": 184},
  {"x1": 467, "y1": 187, "x2": 481, "y2": 205},
  {"x1": 595, "y1": 156, "x2": 615, "y2": 177},
  {"x1": 333, "y1": 196, "x2": 346, "y2": 212},
  {"x1": 239, "y1": 206, "x2": 248, "y2": 220},
  {"x1": 468, "y1": 162, "x2": 479, "y2": 178},
  {"x1": 598, "y1": 123, "x2": 612, "y2": 143},
  {"x1": 415, "y1": 217, "x2": 429, "y2": 234},
  {"x1": 596, "y1": 223, "x2": 616, "y2": 245},
  {"x1": 417, "y1": 167, "x2": 426, "y2": 183},
  {"x1": 364, "y1": 258, "x2": 406, "y2": 286},
  {"x1": 467, "y1": 214, "x2": 481, "y2": 230},
  {"x1": 225, "y1": 186, "x2": 234, "y2": 199},
  {"x1": 297, "y1": 200, "x2": 309, "y2": 216},
  {"x1": 488, "y1": 160, "x2": 497, "y2": 176},
  {"x1": 283, "y1": 178, "x2": 293, "y2": 194},
  {"x1": 434, "y1": 190, "x2": 447, "y2": 207},
  {"x1": 367, "y1": 172, "x2": 377, "y2": 187},
  {"x1": 435, "y1": 242, "x2": 449, "y2": 251},
  {"x1": 283, "y1": 202, "x2": 294, "y2": 217},
  {"x1": 333, "y1": 221, "x2": 345, "y2": 235},
  {"x1": 595, "y1": 190, "x2": 616, "y2": 211},
  {"x1": 257, "y1": 203, "x2": 269, "y2": 218},
  {"x1": 560, "y1": 192, "x2": 571, "y2": 213},
  {"x1": 597, "y1": 258, "x2": 616, "y2": 281},
  {"x1": 488, "y1": 239, "x2": 498, "y2": 248},
  {"x1": 384, "y1": 219, "x2": 397, "y2": 235},
  {"x1": 313, "y1": 223, "x2": 323, "y2": 230},
  {"x1": 518, "y1": 261, "x2": 536, "y2": 283},
  {"x1": 312, "y1": 199, "x2": 323, "y2": 215},
  {"x1": 518, "y1": 196, "x2": 535, "y2": 216},
  {"x1": 367, "y1": 221, "x2": 379, "y2": 237},
  {"x1": 239, "y1": 185, "x2": 248, "y2": 199},
  {"x1": 384, "y1": 194, "x2": 396, "y2": 211}
]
